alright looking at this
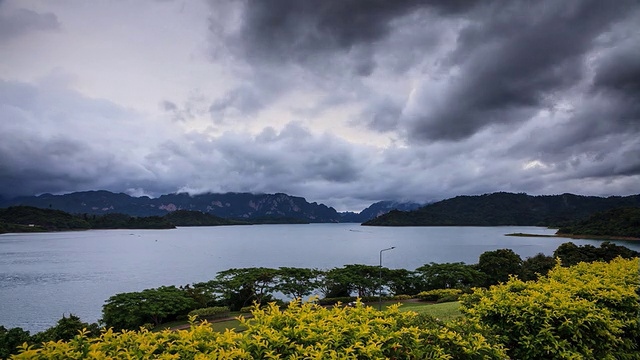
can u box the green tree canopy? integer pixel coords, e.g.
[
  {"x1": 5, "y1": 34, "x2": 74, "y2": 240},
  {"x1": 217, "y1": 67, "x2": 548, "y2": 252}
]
[
  {"x1": 477, "y1": 249, "x2": 523, "y2": 286},
  {"x1": 101, "y1": 286, "x2": 195, "y2": 330},
  {"x1": 275, "y1": 267, "x2": 320, "y2": 300},
  {"x1": 210, "y1": 267, "x2": 279, "y2": 310},
  {"x1": 520, "y1": 253, "x2": 555, "y2": 281},
  {"x1": 415, "y1": 262, "x2": 485, "y2": 290}
]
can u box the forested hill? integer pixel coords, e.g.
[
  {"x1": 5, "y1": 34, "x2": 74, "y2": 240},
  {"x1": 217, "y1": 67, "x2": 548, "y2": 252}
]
[
  {"x1": 0, "y1": 206, "x2": 175, "y2": 233},
  {"x1": 363, "y1": 192, "x2": 640, "y2": 227},
  {"x1": 557, "y1": 207, "x2": 640, "y2": 238}
]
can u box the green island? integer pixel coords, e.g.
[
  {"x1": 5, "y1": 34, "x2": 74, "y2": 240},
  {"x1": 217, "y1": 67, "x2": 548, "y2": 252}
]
[{"x1": 2, "y1": 242, "x2": 638, "y2": 359}]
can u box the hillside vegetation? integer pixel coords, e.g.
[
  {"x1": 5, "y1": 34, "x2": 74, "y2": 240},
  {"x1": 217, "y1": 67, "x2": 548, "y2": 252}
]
[
  {"x1": 557, "y1": 207, "x2": 640, "y2": 238},
  {"x1": 364, "y1": 192, "x2": 640, "y2": 227},
  {"x1": 0, "y1": 207, "x2": 251, "y2": 234}
]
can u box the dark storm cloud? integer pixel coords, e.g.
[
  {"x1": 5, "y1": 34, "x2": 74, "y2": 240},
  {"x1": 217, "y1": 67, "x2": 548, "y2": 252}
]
[
  {"x1": 0, "y1": 79, "x2": 156, "y2": 198},
  {"x1": 405, "y1": 0, "x2": 638, "y2": 142},
  {"x1": 593, "y1": 40, "x2": 640, "y2": 98},
  {"x1": 225, "y1": 0, "x2": 479, "y2": 73},
  {"x1": 0, "y1": 5, "x2": 60, "y2": 41}
]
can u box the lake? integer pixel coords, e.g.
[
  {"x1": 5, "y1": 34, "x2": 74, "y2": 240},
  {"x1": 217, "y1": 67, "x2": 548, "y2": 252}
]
[{"x1": 1, "y1": 224, "x2": 638, "y2": 333}]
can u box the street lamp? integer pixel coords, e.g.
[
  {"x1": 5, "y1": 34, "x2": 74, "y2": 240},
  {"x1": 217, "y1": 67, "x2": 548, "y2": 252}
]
[{"x1": 379, "y1": 246, "x2": 395, "y2": 310}]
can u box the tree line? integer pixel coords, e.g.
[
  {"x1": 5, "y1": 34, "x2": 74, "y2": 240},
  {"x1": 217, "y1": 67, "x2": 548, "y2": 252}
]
[
  {"x1": 101, "y1": 241, "x2": 637, "y2": 330},
  {"x1": 0, "y1": 207, "x2": 249, "y2": 234}
]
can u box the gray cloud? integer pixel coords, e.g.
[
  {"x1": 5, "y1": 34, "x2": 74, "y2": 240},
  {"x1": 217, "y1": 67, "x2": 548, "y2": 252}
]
[
  {"x1": 404, "y1": 0, "x2": 638, "y2": 142},
  {"x1": 0, "y1": 6, "x2": 60, "y2": 41},
  {"x1": 1, "y1": 0, "x2": 638, "y2": 212}
]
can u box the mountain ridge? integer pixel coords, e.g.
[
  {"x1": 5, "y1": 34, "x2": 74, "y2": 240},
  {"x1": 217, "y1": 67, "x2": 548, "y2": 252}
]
[{"x1": 0, "y1": 191, "x2": 421, "y2": 223}]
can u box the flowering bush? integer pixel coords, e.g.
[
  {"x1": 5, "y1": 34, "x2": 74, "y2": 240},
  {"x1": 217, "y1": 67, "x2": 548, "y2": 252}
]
[
  {"x1": 13, "y1": 299, "x2": 505, "y2": 359},
  {"x1": 461, "y1": 257, "x2": 640, "y2": 359},
  {"x1": 416, "y1": 289, "x2": 463, "y2": 302}
]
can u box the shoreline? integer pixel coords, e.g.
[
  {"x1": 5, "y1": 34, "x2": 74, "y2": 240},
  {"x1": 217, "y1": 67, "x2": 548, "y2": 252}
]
[{"x1": 505, "y1": 233, "x2": 640, "y2": 241}]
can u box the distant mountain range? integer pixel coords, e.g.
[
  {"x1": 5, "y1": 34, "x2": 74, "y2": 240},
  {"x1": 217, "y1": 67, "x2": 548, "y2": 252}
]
[
  {"x1": 363, "y1": 192, "x2": 640, "y2": 227},
  {"x1": 0, "y1": 191, "x2": 423, "y2": 223}
]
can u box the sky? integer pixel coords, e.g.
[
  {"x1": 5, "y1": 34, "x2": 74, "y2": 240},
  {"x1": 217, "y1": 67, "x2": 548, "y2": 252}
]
[{"x1": 0, "y1": 0, "x2": 639, "y2": 212}]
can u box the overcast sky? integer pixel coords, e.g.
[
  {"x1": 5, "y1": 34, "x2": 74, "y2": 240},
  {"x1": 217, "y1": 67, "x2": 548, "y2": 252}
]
[{"x1": 1, "y1": 0, "x2": 639, "y2": 211}]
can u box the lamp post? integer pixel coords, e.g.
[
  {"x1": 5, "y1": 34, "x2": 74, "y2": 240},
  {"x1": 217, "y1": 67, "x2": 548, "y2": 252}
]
[{"x1": 379, "y1": 246, "x2": 395, "y2": 310}]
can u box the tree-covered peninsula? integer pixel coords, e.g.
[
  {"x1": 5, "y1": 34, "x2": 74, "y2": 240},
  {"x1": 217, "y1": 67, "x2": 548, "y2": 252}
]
[
  {"x1": 557, "y1": 207, "x2": 640, "y2": 239},
  {"x1": 363, "y1": 192, "x2": 640, "y2": 227},
  {"x1": 0, "y1": 206, "x2": 250, "y2": 234}
]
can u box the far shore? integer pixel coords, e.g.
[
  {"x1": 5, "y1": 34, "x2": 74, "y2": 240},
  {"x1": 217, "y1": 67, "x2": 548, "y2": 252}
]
[{"x1": 506, "y1": 232, "x2": 640, "y2": 241}]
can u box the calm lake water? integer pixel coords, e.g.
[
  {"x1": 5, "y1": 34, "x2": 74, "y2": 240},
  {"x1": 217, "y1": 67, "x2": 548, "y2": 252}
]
[{"x1": 1, "y1": 224, "x2": 638, "y2": 332}]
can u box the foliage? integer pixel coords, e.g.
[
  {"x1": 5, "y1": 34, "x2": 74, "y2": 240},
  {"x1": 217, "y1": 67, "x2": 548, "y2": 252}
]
[
  {"x1": 13, "y1": 299, "x2": 506, "y2": 359},
  {"x1": 364, "y1": 192, "x2": 640, "y2": 226},
  {"x1": 0, "y1": 206, "x2": 90, "y2": 233},
  {"x1": 416, "y1": 289, "x2": 463, "y2": 302},
  {"x1": 102, "y1": 286, "x2": 196, "y2": 330},
  {"x1": 461, "y1": 257, "x2": 640, "y2": 359},
  {"x1": 557, "y1": 207, "x2": 640, "y2": 238},
  {"x1": 0, "y1": 326, "x2": 31, "y2": 359},
  {"x1": 476, "y1": 249, "x2": 522, "y2": 286},
  {"x1": 187, "y1": 307, "x2": 230, "y2": 321},
  {"x1": 0, "y1": 206, "x2": 178, "y2": 234},
  {"x1": 553, "y1": 241, "x2": 640, "y2": 267},
  {"x1": 179, "y1": 283, "x2": 218, "y2": 309},
  {"x1": 207, "y1": 267, "x2": 279, "y2": 310},
  {"x1": 520, "y1": 252, "x2": 555, "y2": 281},
  {"x1": 321, "y1": 264, "x2": 384, "y2": 298},
  {"x1": 415, "y1": 262, "x2": 485, "y2": 290},
  {"x1": 386, "y1": 269, "x2": 422, "y2": 295},
  {"x1": 31, "y1": 314, "x2": 100, "y2": 344},
  {"x1": 275, "y1": 267, "x2": 320, "y2": 300}
]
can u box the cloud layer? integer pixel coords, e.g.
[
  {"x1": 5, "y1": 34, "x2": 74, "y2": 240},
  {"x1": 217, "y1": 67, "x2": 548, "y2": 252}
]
[{"x1": 0, "y1": 0, "x2": 638, "y2": 211}]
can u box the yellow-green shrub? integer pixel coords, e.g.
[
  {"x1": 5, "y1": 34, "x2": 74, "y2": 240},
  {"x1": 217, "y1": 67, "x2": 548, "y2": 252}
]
[
  {"x1": 188, "y1": 306, "x2": 230, "y2": 320},
  {"x1": 417, "y1": 289, "x2": 463, "y2": 302},
  {"x1": 13, "y1": 299, "x2": 506, "y2": 359},
  {"x1": 461, "y1": 257, "x2": 640, "y2": 359}
]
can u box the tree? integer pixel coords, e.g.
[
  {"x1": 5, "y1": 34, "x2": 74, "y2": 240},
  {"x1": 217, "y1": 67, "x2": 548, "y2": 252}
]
[
  {"x1": 275, "y1": 267, "x2": 320, "y2": 300},
  {"x1": 553, "y1": 242, "x2": 599, "y2": 266},
  {"x1": 520, "y1": 253, "x2": 555, "y2": 281},
  {"x1": 321, "y1": 265, "x2": 381, "y2": 298},
  {"x1": 102, "y1": 286, "x2": 196, "y2": 330},
  {"x1": 211, "y1": 267, "x2": 278, "y2": 310},
  {"x1": 386, "y1": 269, "x2": 421, "y2": 295},
  {"x1": 415, "y1": 262, "x2": 485, "y2": 290},
  {"x1": 180, "y1": 283, "x2": 218, "y2": 309},
  {"x1": 32, "y1": 314, "x2": 100, "y2": 344},
  {"x1": 0, "y1": 326, "x2": 31, "y2": 359},
  {"x1": 477, "y1": 249, "x2": 522, "y2": 286}
]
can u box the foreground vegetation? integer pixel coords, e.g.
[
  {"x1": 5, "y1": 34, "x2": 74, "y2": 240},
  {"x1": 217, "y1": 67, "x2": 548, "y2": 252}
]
[
  {"x1": 2, "y1": 241, "x2": 638, "y2": 359},
  {"x1": 8, "y1": 257, "x2": 639, "y2": 359}
]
